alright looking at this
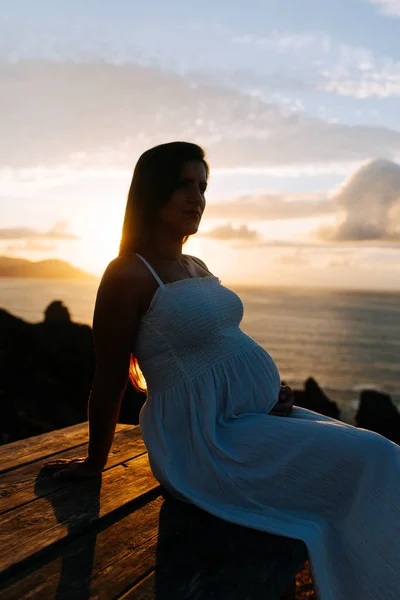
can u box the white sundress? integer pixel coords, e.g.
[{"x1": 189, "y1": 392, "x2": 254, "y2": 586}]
[{"x1": 134, "y1": 254, "x2": 400, "y2": 600}]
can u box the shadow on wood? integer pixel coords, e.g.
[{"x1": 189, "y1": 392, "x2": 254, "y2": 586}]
[
  {"x1": 154, "y1": 491, "x2": 307, "y2": 600},
  {"x1": 6, "y1": 473, "x2": 306, "y2": 599},
  {"x1": 34, "y1": 469, "x2": 102, "y2": 600}
]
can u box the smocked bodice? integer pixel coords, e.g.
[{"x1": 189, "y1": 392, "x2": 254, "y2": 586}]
[{"x1": 134, "y1": 276, "x2": 265, "y2": 393}]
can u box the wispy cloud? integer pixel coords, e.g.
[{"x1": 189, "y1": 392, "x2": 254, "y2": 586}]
[
  {"x1": 233, "y1": 32, "x2": 331, "y2": 53},
  {"x1": 366, "y1": 0, "x2": 400, "y2": 16},
  {"x1": 6, "y1": 240, "x2": 58, "y2": 253},
  {"x1": 201, "y1": 223, "x2": 261, "y2": 241},
  {"x1": 320, "y1": 65, "x2": 400, "y2": 98},
  {"x1": 0, "y1": 221, "x2": 78, "y2": 240},
  {"x1": 328, "y1": 252, "x2": 355, "y2": 268},
  {"x1": 274, "y1": 250, "x2": 309, "y2": 265},
  {"x1": 2, "y1": 59, "x2": 400, "y2": 171},
  {"x1": 206, "y1": 193, "x2": 333, "y2": 221},
  {"x1": 232, "y1": 31, "x2": 400, "y2": 99},
  {"x1": 236, "y1": 239, "x2": 400, "y2": 250}
]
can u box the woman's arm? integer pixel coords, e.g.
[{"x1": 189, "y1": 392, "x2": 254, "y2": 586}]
[
  {"x1": 87, "y1": 259, "x2": 142, "y2": 471},
  {"x1": 43, "y1": 257, "x2": 143, "y2": 478}
]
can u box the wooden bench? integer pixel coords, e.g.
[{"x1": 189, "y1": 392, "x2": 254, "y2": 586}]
[{"x1": 0, "y1": 423, "x2": 307, "y2": 599}]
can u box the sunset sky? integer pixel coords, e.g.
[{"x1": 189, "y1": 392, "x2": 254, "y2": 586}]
[{"x1": 1, "y1": 0, "x2": 400, "y2": 289}]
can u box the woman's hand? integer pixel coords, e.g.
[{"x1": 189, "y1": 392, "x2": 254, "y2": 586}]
[
  {"x1": 270, "y1": 384, "x2": 294, "y2": 417},
  {"x1": 42, "y1": 457, "x2": 102, "y2": 479}
]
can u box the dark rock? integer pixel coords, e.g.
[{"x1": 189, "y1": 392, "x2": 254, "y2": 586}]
[
  {"x1": 0, "y1": 308, "x2": 35, "y2": 442},
  {"x1": 0, "y1": 301, "x2": 146, "y2": 443},
  {"x1": 31, "y1": 300, "x2": 96, "y2": 428},
  {"x1": 293, "y1": 377, "x2": 341, "y2": 420},
  {"x1": 355, "y1": 390, "x2": 400, "y2": 443}
]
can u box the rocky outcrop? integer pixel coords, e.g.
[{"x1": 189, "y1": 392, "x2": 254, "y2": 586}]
[
  {"x1": 0, "y1": 301, "x2": 145, "y2": 444},
  {"x1": 293, "y1": 377, "x2": 341, "y2": 420},
  {"x1": 355, "y1": 390, "x2": 400, "y2": 443}
]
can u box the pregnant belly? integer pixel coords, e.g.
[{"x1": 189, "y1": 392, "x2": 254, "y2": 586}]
[{"x1": 209, "y1": 341, "x2": 282, "y2": 417}]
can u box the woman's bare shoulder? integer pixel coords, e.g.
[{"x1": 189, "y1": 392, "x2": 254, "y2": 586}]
[
  {"x1": 97, "y1": 255, "x2": 157, "y2": 318},
  {"x1": 185, "y1": 255, "x2": 212, "y2": 275},
  {"x1": 94, "y1": 255, "x2": 152, "y2": 330},
  {"x1": 100, "y1": 254, "x2": 149, "y2": 287}
]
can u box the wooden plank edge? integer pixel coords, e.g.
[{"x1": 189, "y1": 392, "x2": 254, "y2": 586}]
[
  {"x1": 0, "y1": 454, "x2": 159, "y2": 573},
  {"x1": 0, "y1": 496, "x2": 164, "y2": 599},
  {"x1": 0, "y1": 423, "x2": 136, "y2": 474},
  {"x1": 118, "y1": 570, "x2": 156, "y2": 599},
  {"x1": 0, "y1": 427, "x2": 146, "y2": 516},
  {"x1": 0, "y1": 450, "x2": 149, "y2": 519},
  {"x1": 0, "y1": 484, "x2": 162, "y2": 585}
]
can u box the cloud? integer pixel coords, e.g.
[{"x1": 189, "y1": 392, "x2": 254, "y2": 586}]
[
  {"x1": 3, "y1": 59, "x2": 400, "y2": 170},
  {"x1": 233, "y1": 32, "x2": 400, "y2": 99},
  {"x1": 0, "y1": 221, "x2": 78, "y2": 240},
  {"x1": 259, "y1": 240, "x2": 400, "y2": 249},
  {"x1": 201, "y1": 223, "x2": 261, "y2": 241},
  {"x1": 317, "y1": 41, "x2": 400, "y2": 98},
  {"x1": 206, "y1": 193, "x2": 334, "y2": 221},
  {"x1": 320, "y1": 71, "x2": 400, "y2": 99},
  {"x1": 228, "y1": 238, "x2": 400, "y2": 252},
  {"x1": 320, "y1": 159, "x2": 400, "y2": 241},
  {"x1": 327, "y1": 252, "x2": 355, "y2": 268},
  {"x1": 274, "y1": 250, "x2": 309, "y2": 265},
  {"x1": 233, "y1": 32, "x2": 331, "y2": 53},
  {"x1": 5, "y1": 240, "x2": 58, "y2": 253},
  {"x1": 366, "y1": 0, "x2": 400, "y2": 16}
]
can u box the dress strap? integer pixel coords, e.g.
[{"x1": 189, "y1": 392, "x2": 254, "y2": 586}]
[{"x1": 136, "y1": 254, "x2": 165, "y2": 287}]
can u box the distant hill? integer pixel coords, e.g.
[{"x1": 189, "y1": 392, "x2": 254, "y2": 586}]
[{"x1": 0, "y1": 256, "x2": 95, "y2": 279}]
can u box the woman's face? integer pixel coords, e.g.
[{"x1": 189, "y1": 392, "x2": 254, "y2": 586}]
[{"x1": 159, "y1": 160, "x2": 207, "y2": 237}]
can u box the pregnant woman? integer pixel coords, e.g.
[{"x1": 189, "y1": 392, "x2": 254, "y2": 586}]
[{"x1": 45, "y1": 142, "x2": 400, "y2": 600}]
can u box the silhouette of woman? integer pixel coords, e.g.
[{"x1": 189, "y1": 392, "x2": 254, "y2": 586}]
[{"x1": 44, "y1": 142, "x2": 400, "y2": 600}]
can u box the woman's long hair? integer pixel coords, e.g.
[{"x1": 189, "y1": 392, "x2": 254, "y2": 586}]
[{"x1": 119, "y1": 141, "x2": 209, "y2": 392}]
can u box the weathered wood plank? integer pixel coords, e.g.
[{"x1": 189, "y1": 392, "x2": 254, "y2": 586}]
[
  {"x1": 0, "y1": 494, "x2": 305, "y2": 600},
  {"x1": 0, "y1": 427, "x2": 146, "y2": 515},
  {"x1": 115, "y1": 495, "x2": 306, "y2": 600},
  {"x1": 0, "y1": 453, "x2": 159, "y2": 575},
  {"x1": 123, "y1": 495, "x2": 306, "y2": 600},
  {"x1": 0, "y1": 497, "x2": 163, "y2": 599},
  {"x1": 120, "y1": 572, "x2": 155, "y2": 600},
  {"x1": 0, "y1": 422, "x2": 133, "y2": 473}
]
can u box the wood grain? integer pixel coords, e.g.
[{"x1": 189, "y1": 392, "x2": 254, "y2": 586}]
[
  {"x1": 0, "y1": 497, "x2": 163, "y2": 599},
  {"x1": 0, "y1": 427, "x2": 146, "y2": 515},
  {"x1": 1, "y1": 494, "x2": 305, "y2": 600},
  {"x1": 0, "y1": 453, "x2": 159, "y2": 575},
  {"x1": 119, "y1": 572, "x2": 156, "y2": 600},
  {"x1": 0, "y1": 423, "x2": 133, "y2": 473},
  {"x1": 0, "y1": 424, "x2": 305, "y2": 600}
]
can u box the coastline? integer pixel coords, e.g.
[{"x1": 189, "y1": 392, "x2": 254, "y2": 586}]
[{"x1": 1, "y1": 278, "x2": 400, "y2": 418}]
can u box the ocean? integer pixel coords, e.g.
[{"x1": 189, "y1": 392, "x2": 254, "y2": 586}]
[{"x1": 1, "y1": 278, "x2": 399, "y2": 422}]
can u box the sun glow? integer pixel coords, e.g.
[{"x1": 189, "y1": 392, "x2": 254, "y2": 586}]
[
  {"x1": 74, "y1": 206, "x2": 125, "y2": 275},
  {"x1": 75, "y1": 215, "x2": 212, "y2": 276}
]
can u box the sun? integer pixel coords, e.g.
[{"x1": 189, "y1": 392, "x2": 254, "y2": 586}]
[
  {"x1": 71, "y1": 200, "x2": 213, "y2": 276},
  {"x1": 78, "y1": 221, "x2": 209, "y2": 276},
  {"x1": 74, "y1": 209, "x2": 124, "y2": 275}
]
